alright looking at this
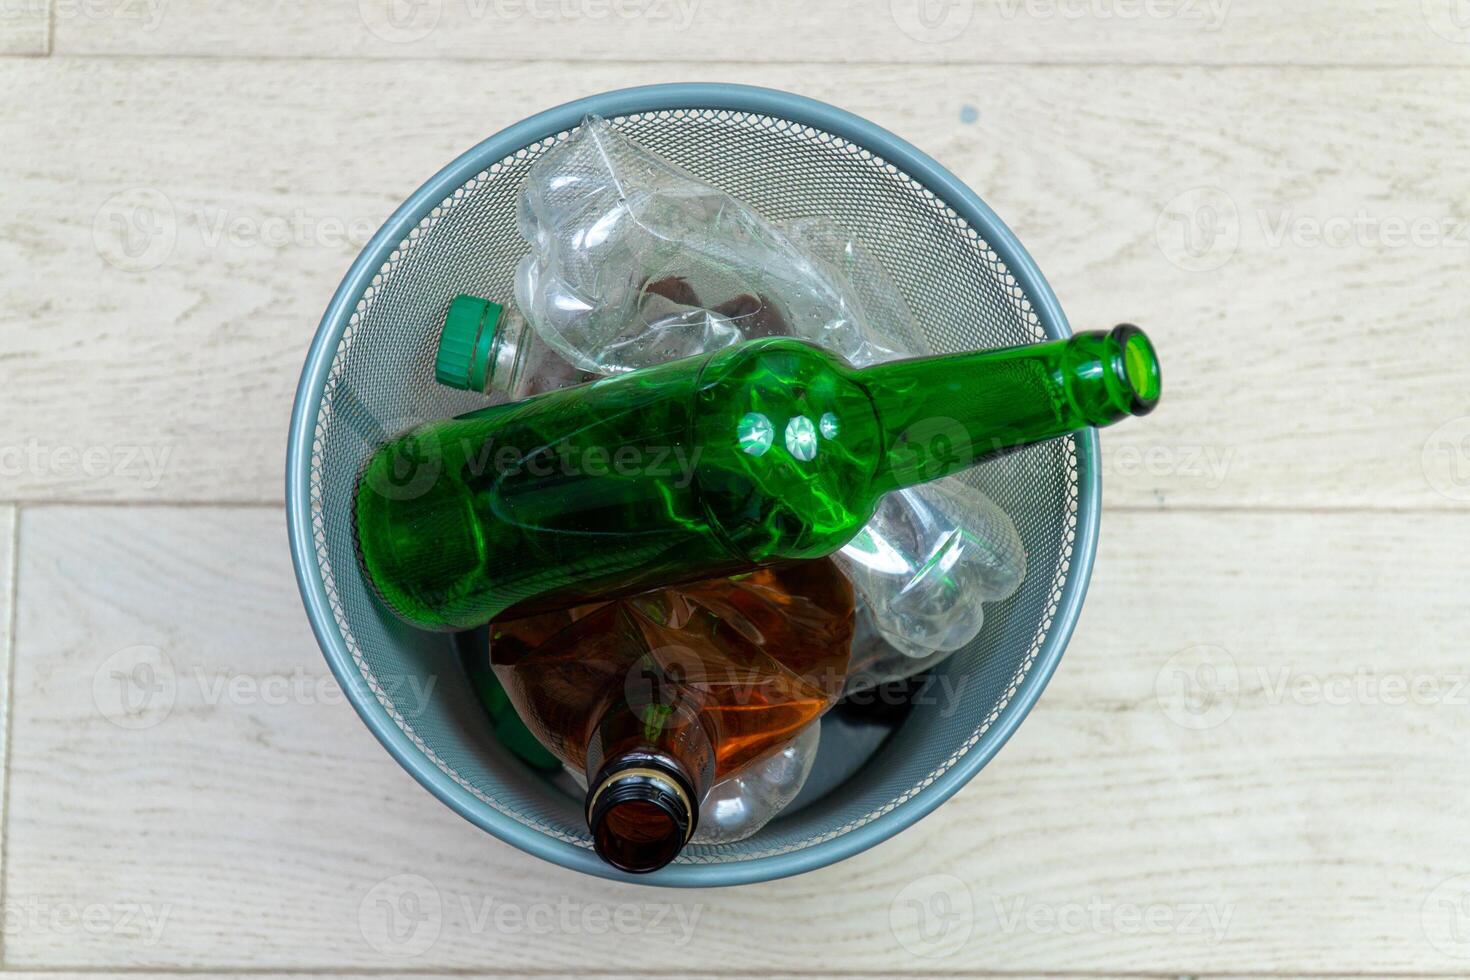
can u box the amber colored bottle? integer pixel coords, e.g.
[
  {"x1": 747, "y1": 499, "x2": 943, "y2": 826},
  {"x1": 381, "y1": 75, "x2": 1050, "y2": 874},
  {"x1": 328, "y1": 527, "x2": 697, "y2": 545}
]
[{"x1": 490, "y1": 558, "x2": 854, "y2": 873}]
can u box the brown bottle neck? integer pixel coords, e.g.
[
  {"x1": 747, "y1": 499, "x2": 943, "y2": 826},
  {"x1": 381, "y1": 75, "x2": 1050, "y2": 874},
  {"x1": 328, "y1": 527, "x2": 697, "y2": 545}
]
[{"x1": 583, "y1": 697, "x2": 715, "y2": 874}]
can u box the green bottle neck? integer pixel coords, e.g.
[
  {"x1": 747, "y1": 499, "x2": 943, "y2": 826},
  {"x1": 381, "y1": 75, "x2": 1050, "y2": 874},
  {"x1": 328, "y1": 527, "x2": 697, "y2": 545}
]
[{"x1": 863, "y1": 325, "x2": 1161, "y2": 495}]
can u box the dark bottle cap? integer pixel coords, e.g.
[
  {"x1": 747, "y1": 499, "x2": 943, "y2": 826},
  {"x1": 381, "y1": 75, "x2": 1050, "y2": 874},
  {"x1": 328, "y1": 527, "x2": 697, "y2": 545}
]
[{"x1": 585, "y1": 759, "x2": 696, "y2": 874}]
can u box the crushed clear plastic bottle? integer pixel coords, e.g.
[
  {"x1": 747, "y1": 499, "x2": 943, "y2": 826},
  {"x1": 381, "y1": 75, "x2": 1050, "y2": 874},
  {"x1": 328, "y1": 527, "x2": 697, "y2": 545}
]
[
  {"x1": 842, "y1": 479, "x2": 1026, "y2": 660},
  {"x1": 692, "y1": 720, "x2": 819, "y2": 845},
  {"x1": 502, "y1": 114, "x2": 1028, "y2": 672},
  {"x1": 514, "y1": 116, "x2": 919, "y2": 376}
]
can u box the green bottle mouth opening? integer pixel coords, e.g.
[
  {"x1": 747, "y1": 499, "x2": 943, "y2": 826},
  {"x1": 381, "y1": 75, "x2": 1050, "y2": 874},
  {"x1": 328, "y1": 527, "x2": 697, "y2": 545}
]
[{"x1": 1111, "y1": 324, "x2": 1161, "y2": 416}]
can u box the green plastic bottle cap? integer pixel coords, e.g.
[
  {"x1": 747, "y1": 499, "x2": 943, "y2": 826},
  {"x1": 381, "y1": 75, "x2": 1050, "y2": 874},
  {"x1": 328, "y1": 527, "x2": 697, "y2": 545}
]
[{"x1": 435, "y1": 294, "x2": 505, "y2": 392}]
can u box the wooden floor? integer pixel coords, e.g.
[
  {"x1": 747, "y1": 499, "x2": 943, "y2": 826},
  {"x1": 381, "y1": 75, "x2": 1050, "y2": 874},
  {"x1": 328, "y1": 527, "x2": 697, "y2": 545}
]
[{"x1": 3, "y1": 1, "x2": 1469, "y2": 974}]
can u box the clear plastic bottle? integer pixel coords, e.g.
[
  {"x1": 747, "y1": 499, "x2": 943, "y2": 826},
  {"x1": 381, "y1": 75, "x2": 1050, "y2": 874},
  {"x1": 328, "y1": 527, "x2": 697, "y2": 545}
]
[
  {"x1": 842, "y1": 478, "x2": 1026, "y2": 659},
  {"x1": 514, "y1": 117, "x2": 923, "y2": 377},
  {"x1": 692, "y1": 720, "x2": 819, "y2": 845},
  {"x1": 497, "y1": 116, "x2": 1033, "y2": 665}
]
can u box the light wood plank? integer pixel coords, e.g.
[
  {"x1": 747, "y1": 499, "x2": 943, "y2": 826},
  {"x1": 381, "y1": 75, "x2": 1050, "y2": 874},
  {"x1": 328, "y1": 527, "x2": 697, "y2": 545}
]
[
  {"x1": 0, "y1": 975, "x2": 1183, "y2": 980},
  {"x1": 2, "y1": 59, "x2": 1467, "y2": 509},
  {"x1": 0, "y1": 975, "x2": 1190, "y2": 980},
  {"x1": 0, "y1": 0, "x2": 48, "y2": 54},
  {"x1": 46, "y1": 0, "x2": 1470, "y2": 66},
  {"x1": 0, "y1": 504, "x2": 13, "y2": 942},
  {"x1": 0, "y1": 975, "x2": 1457, "y2": 980},
  {"x1": 6, "y1": 505, "x2": 1468, "y2": 972}
]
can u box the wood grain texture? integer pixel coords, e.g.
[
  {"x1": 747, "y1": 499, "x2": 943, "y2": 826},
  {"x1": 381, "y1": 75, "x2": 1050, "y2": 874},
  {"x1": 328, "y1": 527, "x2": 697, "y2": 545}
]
[
  {"x1": 0, "y1": 975, "x2": 1172, "y2": 979},
  {"x1": 0, "y1": 0, "x2": 48, "y2": 54},
  {"x1": 2, "y1": 58, "x2": 1467, "y2": 508},
  {"x1": 43, "y1": 0, "x2": 1470, "y2": 66},
  {"x1": 6, "y1": 504, "x2": 1468, "y2": 972},
  {"x1": 0, "y1": 505, "x2": 13, "y2": 934},
  {"x1": 0, "y1": 975, "x2": 1183, "y2": 980}
]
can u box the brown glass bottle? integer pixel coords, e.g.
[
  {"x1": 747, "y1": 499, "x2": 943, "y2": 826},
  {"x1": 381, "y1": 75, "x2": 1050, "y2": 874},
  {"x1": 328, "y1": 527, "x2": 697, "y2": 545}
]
[{"x1": 489, "y1": 558, "x2": 854, "y2": 873}]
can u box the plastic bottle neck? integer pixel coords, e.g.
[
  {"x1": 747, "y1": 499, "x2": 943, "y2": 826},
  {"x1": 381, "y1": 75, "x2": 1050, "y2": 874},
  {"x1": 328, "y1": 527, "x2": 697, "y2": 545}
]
[{"x1": 481, "y1": 308, "x2": 534, "y2": 400}]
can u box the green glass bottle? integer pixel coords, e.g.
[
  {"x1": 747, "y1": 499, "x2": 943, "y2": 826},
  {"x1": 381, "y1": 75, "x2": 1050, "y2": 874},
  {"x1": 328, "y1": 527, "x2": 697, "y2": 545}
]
[{"x1": 353, "y1": 298, "x2": 1161, "y2": 631}]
